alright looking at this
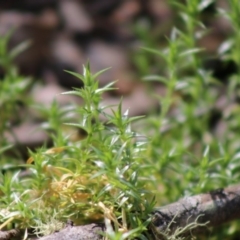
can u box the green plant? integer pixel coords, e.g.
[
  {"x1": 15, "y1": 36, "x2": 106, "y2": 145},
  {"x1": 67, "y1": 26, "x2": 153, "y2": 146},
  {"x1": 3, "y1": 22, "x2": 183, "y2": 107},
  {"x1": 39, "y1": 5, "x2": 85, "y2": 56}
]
[
  {"x1": 0, "y1": 31, "x2": 31, "y2": 148},
  {"x1": 131, "y1": 0, "x2": 240, "y2": 238},
  {"x1": 2, "y1": 1, "x2": 240, "y2": 239},
  {"x1": 0, "y1": 64, "x2": 155, "y2": 239}
]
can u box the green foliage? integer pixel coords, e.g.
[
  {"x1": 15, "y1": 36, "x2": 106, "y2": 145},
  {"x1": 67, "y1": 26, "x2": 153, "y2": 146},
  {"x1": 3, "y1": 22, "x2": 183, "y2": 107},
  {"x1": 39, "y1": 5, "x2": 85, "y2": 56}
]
[
  {"x1": 132, "y1": 0, "x2": 240, "y2": 238},
  {"x1": 0, "y1": 60, "x2": 154, "y2": 239},
  {"x1": 1, "y1": 1, "x2": 240, "y2": 239},
  {"x1": 0, "y1": 30, "x2": 32, "y2": 176}
]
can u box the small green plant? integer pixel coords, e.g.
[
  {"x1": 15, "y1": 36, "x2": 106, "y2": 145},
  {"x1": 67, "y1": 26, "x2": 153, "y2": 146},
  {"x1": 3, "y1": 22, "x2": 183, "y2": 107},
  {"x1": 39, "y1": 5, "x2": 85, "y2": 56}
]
[
  {"x1": 0, "y1": 31, "x2": 31, "y2": 149},
  {"x1": 131, "y1": 0, "x2": 240, "y2": 238},
  {"x1": 0, "y1": 63, "x2": 155, "y2": 239},
  {"x1": 131, "y1": 0, "x2": 240, "y2": 198}
]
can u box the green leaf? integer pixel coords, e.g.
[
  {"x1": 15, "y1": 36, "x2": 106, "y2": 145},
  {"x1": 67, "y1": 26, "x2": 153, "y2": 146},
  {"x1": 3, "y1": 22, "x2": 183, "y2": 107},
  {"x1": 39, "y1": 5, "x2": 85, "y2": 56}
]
[
  {"x1": 180, "y1": 48, "x2": 205, "y2": 57},
  {"x1": 9, "y1": 40, "x2": 32, "y2": 60},
  {"x1": 92, "y1": 67, "x2": 111, "y2": 79},
  {"x1": 143, "y1": 75, "x2": 168, "y2": 84},
  {"x1": 64, "y1": 70, "x2": 84, "y2": 81},
  {"x1": 141, "y1": 47, "x2": 166, "y2": 59},
  {"x1": 198, "y1": 0, "x2": 214, "y2": 11}
]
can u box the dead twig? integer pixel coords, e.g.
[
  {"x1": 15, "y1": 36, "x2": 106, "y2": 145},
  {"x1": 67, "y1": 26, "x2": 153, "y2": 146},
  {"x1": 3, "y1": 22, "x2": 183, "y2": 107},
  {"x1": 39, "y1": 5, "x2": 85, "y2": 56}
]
[{"x1": 151, "y1": 184, "x2": 240, "y2": 239}]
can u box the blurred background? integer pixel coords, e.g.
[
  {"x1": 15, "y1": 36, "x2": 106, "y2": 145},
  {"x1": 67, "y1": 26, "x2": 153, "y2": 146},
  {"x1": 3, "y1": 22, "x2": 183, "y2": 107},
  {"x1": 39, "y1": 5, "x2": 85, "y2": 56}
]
[{"x1": 0, "y1": 0, "x2": 235, "y2": 154}]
